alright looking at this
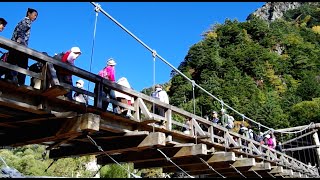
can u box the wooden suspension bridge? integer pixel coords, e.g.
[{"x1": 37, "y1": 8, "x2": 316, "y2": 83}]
[{"x1": 0, "y1": 36, "x2": 319, "y2": 178}]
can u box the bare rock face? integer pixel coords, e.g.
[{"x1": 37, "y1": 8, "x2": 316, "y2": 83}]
[{"x1": 247, "y1": 2, "x2": 307, "y2": 22}]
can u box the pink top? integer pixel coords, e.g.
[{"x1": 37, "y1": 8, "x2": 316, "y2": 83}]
[
  {"x1": 267, "y1": 138, "x2": 274, "y2": 149},
  {"x1": 98, "y1": 65, "x2": 115, "y2": 82}
]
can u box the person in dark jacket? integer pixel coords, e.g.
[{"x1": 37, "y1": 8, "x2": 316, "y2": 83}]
[{"x1": 5, "y1": 8, "x2": 38, "y2": 85}]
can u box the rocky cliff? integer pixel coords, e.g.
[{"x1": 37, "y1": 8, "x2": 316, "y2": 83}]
[{"x1": 247, "y1": 2, "x2": 311, "y2": 22}]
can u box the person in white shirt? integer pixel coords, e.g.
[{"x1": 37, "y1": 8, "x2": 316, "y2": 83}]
[
  {"x1": 73, "y1": 79, "x2": 88, "y2": 104},
  {"x1": 151, "y1": 84, "x2": 169, "y2": 116}
]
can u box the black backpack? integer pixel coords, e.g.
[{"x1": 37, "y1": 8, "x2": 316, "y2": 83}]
[
  {"x1": 53, "y1": 52, "x2": 65, "y2": 61},
  {"x1": 52, "y1": 52, "x2": 65, "y2": 74}
]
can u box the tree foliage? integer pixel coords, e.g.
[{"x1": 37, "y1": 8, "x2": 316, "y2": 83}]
[{"x1": 166, "y1": 3, "x2": 320, "y2": 130}]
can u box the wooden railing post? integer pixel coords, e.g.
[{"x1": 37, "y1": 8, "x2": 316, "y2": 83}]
[
  {"x1": 209, "y1": 126, "x2": 214, "y2": 143},
  {"x1": 40, "y1": 62, "x2": 48, "y2": 90},
  {"x1": 94, "y1": 81, "x2": 103, "y2": 109},
  {"x1": 133, "y1": 98, "x2": 140, "y2": 121},
  {"x1": 313, "y1": 132, "x2": 320, "y2": 167},
  {"x1": 165, "y1": 109, "x2": 172, "y2": 141}
]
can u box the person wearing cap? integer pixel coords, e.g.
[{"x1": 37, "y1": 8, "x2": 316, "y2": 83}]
[
  {"x1": 220, "y1": 108, "x2": 234, "y2": 129},
  {"x1": 151, "y1": 84, "x2": 169, "y2": 117},
  {"x1": 110, "y1": 77, "x2": 134, "y2": 116},
  {"x1": 256, "y1": 132, "x2": 264, "y2": 144},
  {"x1": 98, "y1": 58, "x2": 116, "y2": 82},
  {"x1": 73, "y1": 79, "x2": 88, "y2": 104},
  {"x1": 5, "y1": 8, "x2": 38, "y2": 85},
  {"x1": 57, "y1": 46, "x2": 82, "y2": 100},
  {"x1": 95, "y1": 58, "x2": 117, "y2": 112},
  {"x1": 210, "y1": 111, "x2": 220, "y2": 124},
  {"x1": 266, "y1": 134, "x2": 274, "y2": 149}
]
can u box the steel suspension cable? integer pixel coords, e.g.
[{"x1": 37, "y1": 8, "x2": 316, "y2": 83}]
[
  {"x1": 152, "y1": 50, "x2": 156, "y2": 133},
  {"x1": 87, "y1": 135, "x2": 141, "y2": 178},
  {"x1": 89, "y1": 2, "x2": 311, "y2": 135},
  {"x1": 229, "y1": 164, "x2": 246, "y2": 178},
  {"x1": 199, "y1": 157, "x2": 226, "y2": 178},
  {"x1": 267, "y1": 171, "x2": 276, "y2": 178},
  {"x1": 251, "y1": 169, "x2": 262, "y2": 178},
  {"x1": 86, "y1": 3, "x2": 100, "y2": 109},
  {"x1": 157, "y1": 149, "x2": 194, "y2": 178}
]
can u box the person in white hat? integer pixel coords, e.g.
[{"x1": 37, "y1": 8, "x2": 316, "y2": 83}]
[
  {"x1": 98, "y1": 58, "x2": 116, "y2": 82},
  {"x1": 73, "y1": 79, "x2": 88, "y2": 104},
  {"x1": 96, "y1": 58, "x2": 117, "y2": 112},
  {"x1": 56, "y1": 46, "x2": 82, "y2": 100}
]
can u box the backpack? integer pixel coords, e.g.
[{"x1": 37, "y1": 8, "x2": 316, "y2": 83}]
[
  {"x1": 0, "y1": 51, "x2": 9, "y2": 62},
  {"x1": 227, "y1": 115, "x2": 234, "y2": 128},
  {"x1": 53, "y1": 52, "x2": 65, "y2": 61},
  {"x1": 52, "y1": 52, "x2": 67, "y2": 75},
  {"x1": 29, "y1": 62, "x2": 43, "y2": 73}
]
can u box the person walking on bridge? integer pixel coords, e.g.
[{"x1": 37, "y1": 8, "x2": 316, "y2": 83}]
[
  {"x1": 95, "y1": 58, "x2": 116, "y2": 112},
  {"x1": 55, "y1": 47, "x2": 82, "y2": 100},
  {"x1": 5, "y1": 8, "x2": 38, "y2": 86}
]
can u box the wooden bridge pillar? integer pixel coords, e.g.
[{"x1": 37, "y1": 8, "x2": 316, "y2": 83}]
[{"x1": 313, "y1": 132, "x2": 320, "y2": 167}]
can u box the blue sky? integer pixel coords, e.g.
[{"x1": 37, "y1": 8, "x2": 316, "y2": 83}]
[{"x1": 0, "y1": 2, "x2": 265, "y2": 92}]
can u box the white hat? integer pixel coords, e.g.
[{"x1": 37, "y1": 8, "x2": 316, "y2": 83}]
[
  {"x1": 107, "y1": 58, "x2": 116, "y2": 66},
  {"x1": 259, "y1": 132, "x2": 264, "y2": 136},
  {"x1": 76, "y1": 79, "x2": 84, "y2": 87},
  {"x1": 265, "y1": 134, "x2": 270, "y2": 139},
  {"x1": 71, "y1": 47, "x2": 81, "y2": 54}
]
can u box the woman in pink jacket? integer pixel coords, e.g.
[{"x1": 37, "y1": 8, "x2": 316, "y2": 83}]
[
  {"x1": 266, "y1": 134, "x2": 274, "y2": 149},
  {"x1": 98, "y1": 58, "x2": 116, "y2": 82},
  {"x1": 95, "y1": 58, "x2": 116, "y2": 112}
]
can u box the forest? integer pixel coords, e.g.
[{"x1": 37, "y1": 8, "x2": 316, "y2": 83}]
[{"x1": 1, "y1": 3, "x2": 320, "y2": 178}]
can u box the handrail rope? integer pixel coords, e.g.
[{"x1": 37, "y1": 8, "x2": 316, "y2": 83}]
[
  {"x1": 229, "y1": 164, "x2": 246, "y2": 178},
  {"x1": 267, "y1": 171, "x2": 276, "y2": 178},
  {"x1": 86, "y1": 3, "x2": 100, "y2": 109},
  {"x1": 251, "y1": 169, "x2": 262, "y2": 178},
  {"x1": 89, "y1": 2, "x2": 313, "y2": 135},
  {"x1": 199, "y1": 157, "x2": 226, "y2": 178},
  {"x1": 156, "y1": 149, "x2": 194, "y2": 178},
  {"x1": 87, "y1": 135, "x2": 141, "y2": 178},
  {"x1": 272, "y1": 122, "x2": 315, "y2": 134}
]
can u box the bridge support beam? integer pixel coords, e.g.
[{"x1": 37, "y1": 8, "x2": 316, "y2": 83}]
[{"x1": 313, "y1": 132, "x2": 320, "y2": 168}]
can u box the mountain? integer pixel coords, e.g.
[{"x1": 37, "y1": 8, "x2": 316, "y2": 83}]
[
  {"x1": 247, "y1": 2, "x2": 319, "y2": 22},
  {"x1": 152, "y1": 3, "x2": 320, "y2": 130}
]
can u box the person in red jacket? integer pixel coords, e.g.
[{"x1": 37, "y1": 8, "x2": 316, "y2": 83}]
[{"x1": 57, "y1": 47, "x2": 81, "y2": 100}]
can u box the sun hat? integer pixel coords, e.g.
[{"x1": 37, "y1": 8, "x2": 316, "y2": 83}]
[
  {"x1": 71, "y1": 47, "x2": 81, "y2": 54},
  {"x1": 107, "y1": 58, "x2": 116, "y2": 66}
]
